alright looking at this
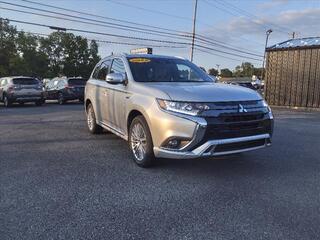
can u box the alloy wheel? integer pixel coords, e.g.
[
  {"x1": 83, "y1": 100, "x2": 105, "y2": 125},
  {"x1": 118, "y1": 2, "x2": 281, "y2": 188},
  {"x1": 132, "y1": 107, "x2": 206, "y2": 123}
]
[{"x1": 130, "y1": 122, "x2": 147, "y2": 161}]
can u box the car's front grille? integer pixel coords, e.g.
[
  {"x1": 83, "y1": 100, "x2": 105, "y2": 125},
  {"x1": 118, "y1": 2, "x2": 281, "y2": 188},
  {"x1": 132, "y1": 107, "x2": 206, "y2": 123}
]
[
  {"x1": 203, "y1": 116, "x2": 272, "y2": 140},
  {"x1": 192, "y1": 101, "x2": 273, "y2": 150},
  {"x1": 220, "y1": 113, "x2": 265, "y2": 122}
]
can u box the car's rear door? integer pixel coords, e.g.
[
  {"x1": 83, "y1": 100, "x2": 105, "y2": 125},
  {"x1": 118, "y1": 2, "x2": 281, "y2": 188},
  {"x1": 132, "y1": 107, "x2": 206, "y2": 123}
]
[
  {"x1": 0, "y1": 78, "x2": 7, "y2": 100},
  {"x1": 91, "y1": 59, "x2": 112, "y2": 126}
]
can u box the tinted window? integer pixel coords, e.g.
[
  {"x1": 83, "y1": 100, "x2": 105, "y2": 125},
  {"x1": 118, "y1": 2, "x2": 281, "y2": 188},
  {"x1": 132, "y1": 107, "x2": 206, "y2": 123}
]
[
  {"x1": 13, "y1": 78, "x2": 39, "y2": 85},
  {"x1": 92, "y1": 64, "x2": 101, "y2": 79},
  {"x1": 68, "y1": 78, "x2": 87, "y2": 86},
  {"x1": 97, "y1": 60, "x2": 111, "y2": 80},
  {"x1": 110, "y1": 58, "x2": 126, "y2": 76},
  {"x1": 127, "y1": 57, "x2": 212, "y2": 83}
]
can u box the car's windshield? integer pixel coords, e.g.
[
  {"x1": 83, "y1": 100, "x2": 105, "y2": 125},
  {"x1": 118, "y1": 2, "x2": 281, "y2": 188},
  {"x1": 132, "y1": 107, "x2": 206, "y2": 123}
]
[
  {"x1": 68, "y1": 78, "x2": 87, "y2": 86},
  {"x1": 127, "y1": 57, "x2": 212, "y2": 83}
]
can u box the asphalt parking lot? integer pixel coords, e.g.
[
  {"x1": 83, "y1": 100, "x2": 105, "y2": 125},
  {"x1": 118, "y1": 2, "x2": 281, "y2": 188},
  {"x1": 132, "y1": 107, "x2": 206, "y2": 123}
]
[{"x1": 1, "y1": 103, "x2": 320, "y2": 240}]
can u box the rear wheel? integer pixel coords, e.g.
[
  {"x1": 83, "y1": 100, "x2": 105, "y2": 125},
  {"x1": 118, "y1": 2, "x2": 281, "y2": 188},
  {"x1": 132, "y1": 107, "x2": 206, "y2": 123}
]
[
  {"x1": 86, "y1": 103, "x2": 103, "y2": 134},
  {"x1": 3, "y1": 95, "x2": 12, "y2": 108},
  {"x1": 35, "y1": 100, "x2": 44, "y2": 106},
  {"x1": 58, "y1": 93, "x2": 66, "y2": 105},
  {"x1": 129, "y1": 115, "x2": 155, "y2": 168}
]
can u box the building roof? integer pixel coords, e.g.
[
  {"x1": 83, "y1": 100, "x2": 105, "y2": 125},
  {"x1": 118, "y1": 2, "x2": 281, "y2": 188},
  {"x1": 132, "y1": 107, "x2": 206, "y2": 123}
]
[{"x1": 267, "y1": 37, "x2": 320, "y2": 51}]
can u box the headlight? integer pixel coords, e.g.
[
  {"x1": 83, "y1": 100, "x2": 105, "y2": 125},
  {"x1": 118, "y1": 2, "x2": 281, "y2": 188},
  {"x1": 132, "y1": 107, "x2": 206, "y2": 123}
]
[
  {"x1": 157, "y1": 99, "x2": 209, "y2": 116},
  {"x1": 262, "y1": 99, "x2": 273, "y2": 119}
]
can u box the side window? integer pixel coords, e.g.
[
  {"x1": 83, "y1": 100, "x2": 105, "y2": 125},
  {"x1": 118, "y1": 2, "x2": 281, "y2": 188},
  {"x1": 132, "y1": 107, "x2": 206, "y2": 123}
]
[
  {"x1": 0, "y1": 79, "x2": 6, "y2": 87},
  {"x1": 177, "y1": 64, "x2": 201, "y2": 81},
  {"x1": 97, "y1": 59, "x2": 111, "y2": 81},
  {"x1": 53, "y1": 80, "x2": 59, "y2": 87},
  {"x1": 92, "y1": 63, "x2": 101, "y2": 79},
  {"x1": 110, "y1": 58, "x2": 126, "y2": 77}
]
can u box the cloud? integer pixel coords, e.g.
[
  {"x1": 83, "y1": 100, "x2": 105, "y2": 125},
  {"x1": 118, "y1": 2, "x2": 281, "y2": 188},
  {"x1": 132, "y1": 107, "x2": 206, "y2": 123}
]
[
  {"x1": 257, "y1": 0, "x2": 288, "y2": 10},
  {"x1": 217, "y1": 8, "x2": 320, "y2": 39}
]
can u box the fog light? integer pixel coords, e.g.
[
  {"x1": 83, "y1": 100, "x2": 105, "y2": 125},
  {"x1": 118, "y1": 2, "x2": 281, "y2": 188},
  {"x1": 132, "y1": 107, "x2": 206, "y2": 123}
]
[
  {"x1": 162, "y1": 138, "x2": 191, "y2": 149},
  {"x1": 168, "y1": 139, "x2": 180, "y2": 148}
]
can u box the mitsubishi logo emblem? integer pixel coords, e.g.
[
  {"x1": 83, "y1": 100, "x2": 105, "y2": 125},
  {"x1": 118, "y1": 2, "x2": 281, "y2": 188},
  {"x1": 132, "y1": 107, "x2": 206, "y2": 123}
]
[{"x1": 238, "y1": 104, "x2": 247, "y2": 113}]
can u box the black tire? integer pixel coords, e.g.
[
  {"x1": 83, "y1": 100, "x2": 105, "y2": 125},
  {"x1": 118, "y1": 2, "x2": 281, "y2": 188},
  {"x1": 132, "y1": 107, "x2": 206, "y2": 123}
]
[
  {"x1": 3, "y1": 95, "x2": 12, "y2": 108},
  {"x1": 86, "y1": 103, "x2": 103, "y2": 134},
  {"x1": 58, "y1": 93, "x2": 66, "y2": 105},
  {"x1": 35, "y1": 100, "x2": 43, "y2": 106},
  {"x1": 128, "y1": 115, "x2": 155, "y2": 168}
]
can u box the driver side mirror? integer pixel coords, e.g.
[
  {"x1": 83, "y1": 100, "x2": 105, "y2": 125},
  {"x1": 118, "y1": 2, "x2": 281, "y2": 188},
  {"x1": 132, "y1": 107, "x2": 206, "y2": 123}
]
[{"x1": 106, "y1": 73, "x2": 126, "y2": 84}]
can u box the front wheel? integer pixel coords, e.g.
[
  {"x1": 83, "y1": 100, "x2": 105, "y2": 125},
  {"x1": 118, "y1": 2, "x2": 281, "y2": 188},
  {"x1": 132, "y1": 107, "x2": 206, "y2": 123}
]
[
  {"x1": 129, "y1": 116, "x2": 155, "y2": 168},
  {"x1": 3, "y1": 95, "x2": 12, "y2": 108}
]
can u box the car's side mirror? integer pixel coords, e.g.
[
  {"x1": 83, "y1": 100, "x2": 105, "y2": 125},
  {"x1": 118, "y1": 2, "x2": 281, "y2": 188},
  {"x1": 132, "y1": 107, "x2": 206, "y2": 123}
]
[{"x1": 106, "y1": 73, "x2": 126, "y2": 84}]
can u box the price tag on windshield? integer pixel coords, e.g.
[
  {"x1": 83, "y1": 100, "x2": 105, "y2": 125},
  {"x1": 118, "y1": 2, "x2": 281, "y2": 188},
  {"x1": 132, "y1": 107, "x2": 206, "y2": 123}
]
[{"x1": 129, "y1": 58, "x2": 151, "y2": 63}]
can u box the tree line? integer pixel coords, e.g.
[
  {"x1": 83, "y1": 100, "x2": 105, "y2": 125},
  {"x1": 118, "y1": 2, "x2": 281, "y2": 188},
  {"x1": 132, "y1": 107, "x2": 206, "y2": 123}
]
[
  {"x1": 0, "y1": 19, "x2": 100, "y2": 79},
  {"x1": 1, "y1": 19, "x2": 262, "y2": 80},
  {"x1": 207, "y1": 62, "x2": 263, "y2": 78}
]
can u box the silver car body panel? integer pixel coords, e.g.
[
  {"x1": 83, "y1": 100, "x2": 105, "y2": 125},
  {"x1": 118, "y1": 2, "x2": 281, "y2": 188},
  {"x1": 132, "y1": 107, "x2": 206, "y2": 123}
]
[{"x1": 85, "y1": 54, "x2": 273, "y2": 159}]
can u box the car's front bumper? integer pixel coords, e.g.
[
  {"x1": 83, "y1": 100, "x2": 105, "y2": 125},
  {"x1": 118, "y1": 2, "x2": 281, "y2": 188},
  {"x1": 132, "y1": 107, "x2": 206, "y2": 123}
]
[
  {"x1": 154, "y1": 133, "x2": 271, "y2": 159},
  {"x1": 151, "y1": 103, "x2": 273, "y2": 159}
]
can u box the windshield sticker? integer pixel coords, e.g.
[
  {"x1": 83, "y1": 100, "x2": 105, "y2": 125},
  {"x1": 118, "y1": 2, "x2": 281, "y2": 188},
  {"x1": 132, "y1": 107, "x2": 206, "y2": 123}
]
[{"x1": 129, "y1": 58, "x2": 151, "y2": 63}]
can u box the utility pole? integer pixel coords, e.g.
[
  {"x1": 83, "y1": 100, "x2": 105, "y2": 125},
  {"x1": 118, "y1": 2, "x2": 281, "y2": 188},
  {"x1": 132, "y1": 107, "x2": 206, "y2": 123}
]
[
  {"x1": 216, "y1": 64, "x2": 220, "y2": 75},
  {"x1": 261, "y1": 29, "x2": 272, "y2": 80},
  {"x1": 261, "y1": 29, "x2": 272, "y2": 95},
  {"x1": 190, "y1": 0, "x2": 198, "y2": 62}
]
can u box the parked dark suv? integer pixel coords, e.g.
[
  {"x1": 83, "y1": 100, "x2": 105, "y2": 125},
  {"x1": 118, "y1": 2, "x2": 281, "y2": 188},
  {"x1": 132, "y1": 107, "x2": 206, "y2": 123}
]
[
  {"x1": 0, "y1": 76, "x2": 45, "y2": 107},
  {"x1": 45, "y1": 77, "x2": 87, "y2": 104}
]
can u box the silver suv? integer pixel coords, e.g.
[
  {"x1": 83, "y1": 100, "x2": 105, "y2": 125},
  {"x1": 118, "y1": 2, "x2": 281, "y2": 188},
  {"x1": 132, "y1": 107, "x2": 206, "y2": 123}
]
[
  {"x1": 0, "y1": 76, "x2": 44, "y2": 107},
  {"x1": 85, "y1": 54, "x2": 273, "y2": 167}
]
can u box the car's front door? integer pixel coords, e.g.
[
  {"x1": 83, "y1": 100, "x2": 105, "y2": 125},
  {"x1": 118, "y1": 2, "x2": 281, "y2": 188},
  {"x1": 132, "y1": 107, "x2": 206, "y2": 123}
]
[{"x1": 108, "y1": 58, "x2": 129, "y2": 135}]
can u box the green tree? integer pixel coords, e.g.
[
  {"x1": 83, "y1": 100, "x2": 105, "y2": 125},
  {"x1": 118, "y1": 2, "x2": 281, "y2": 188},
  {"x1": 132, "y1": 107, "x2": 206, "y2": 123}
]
[
  {"x1": 234, "y1": 62, "x2": 255, "y2": 77},
  {"x1": 208, "y1": 68, "x2": 219, "y2": 76},
  {"x1": 220, "y1": 68, "x2": 233, "y2": 77},
  {"x1": 0, "y1": 19, "x2": 18, "y2": 76}
]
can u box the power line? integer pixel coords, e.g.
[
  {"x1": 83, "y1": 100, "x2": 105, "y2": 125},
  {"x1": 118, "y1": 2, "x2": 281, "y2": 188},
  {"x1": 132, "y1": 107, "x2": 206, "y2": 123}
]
[
  {"x1": 0, "y1": 6, "x2": 191, "y2": 41},
  {"x1": 3, "y1": 17, "x2": 263, "y2": 61},
  {"x1": 4, "y1": 18, "x2": 190, "y2": 45},
  {"x1": 104, "y1": 0, "x2": 265, "y2": 47},
  {"x1": 0, "y1": 2, "x2": 263, "y2": 57},
  {"x1": 16, "y1": 0, "x2": 263, "y2": 54},
  {"x1": 106, "y1": 0, "x2": 194, "y2": 22},
  {"x1": 195, "y1": 47, "x2": 252, "y2": 63},
  {"x1": 0, "y1": 1, "x2": 189, "y2": 38},
  {"x1": 203, "y1": 0, "x2": 291, "y2": 35},
  {"x1": 215, "y1": 0, "x2": 294, "y2": 33},
  {"x1": 17, "y1": 30, "x2": 187, "y2": 49}
]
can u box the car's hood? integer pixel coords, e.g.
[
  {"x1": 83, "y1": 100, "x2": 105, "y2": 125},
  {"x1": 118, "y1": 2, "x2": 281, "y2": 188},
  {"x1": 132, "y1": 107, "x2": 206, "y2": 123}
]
[{"x1": 144, "y1": 82, "x2": 262, "y2": 102}]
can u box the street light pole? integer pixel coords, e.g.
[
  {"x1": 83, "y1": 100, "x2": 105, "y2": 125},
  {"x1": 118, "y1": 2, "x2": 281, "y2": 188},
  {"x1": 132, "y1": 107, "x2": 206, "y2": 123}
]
[
  {"x1": 261, "y1": 29, "x2": 273, "y2": 81},
  {"x1": 190, "y1": 0, "x2": 198, "y2": 62}
]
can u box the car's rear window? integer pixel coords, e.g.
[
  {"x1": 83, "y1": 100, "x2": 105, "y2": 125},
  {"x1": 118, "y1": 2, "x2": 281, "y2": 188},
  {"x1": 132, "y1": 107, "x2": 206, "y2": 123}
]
[
  {"x1": 13, "y1": 78, "x2": 39, "y2": 85},
  {"x1": 68, "y1": 78, "x2": 87, "y2": 86}
]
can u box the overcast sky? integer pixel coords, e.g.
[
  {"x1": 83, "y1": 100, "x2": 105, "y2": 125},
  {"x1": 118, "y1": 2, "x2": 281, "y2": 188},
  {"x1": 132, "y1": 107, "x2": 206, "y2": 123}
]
[{"x1": 1, "y1": 0, "x2": 320, "y2": 70}]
